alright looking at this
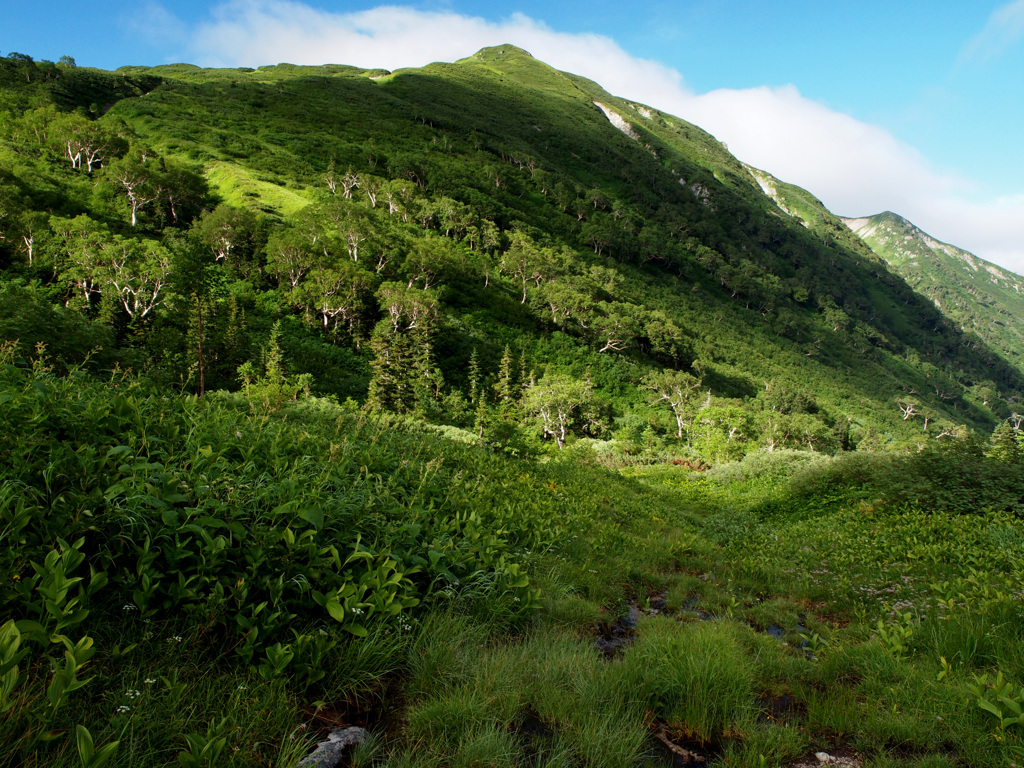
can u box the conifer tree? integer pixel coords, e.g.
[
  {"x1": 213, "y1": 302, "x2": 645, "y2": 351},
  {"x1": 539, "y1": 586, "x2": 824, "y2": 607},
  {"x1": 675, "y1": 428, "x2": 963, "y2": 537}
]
[
  {"x1": 990, "y1": 421, "x2": 1021, "y2": 463},
  {"x1": 468, "y1": 347, "x2": 481, "y2": 405},
  {"x1": 494, "y1": 345, "x2": 516, "y2": 414}
]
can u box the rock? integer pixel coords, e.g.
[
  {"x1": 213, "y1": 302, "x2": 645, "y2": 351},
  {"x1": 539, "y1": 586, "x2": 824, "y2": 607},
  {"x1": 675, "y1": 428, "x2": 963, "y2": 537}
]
[{"x1": 297, "y1": 726, "x2": 367, "y2": 768}]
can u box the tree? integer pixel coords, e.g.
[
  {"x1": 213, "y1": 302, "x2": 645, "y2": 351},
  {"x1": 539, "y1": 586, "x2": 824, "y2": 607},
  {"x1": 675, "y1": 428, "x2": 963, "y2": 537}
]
[
  {"x1": 265, "y1": 227, "x2": 315, "y2": 289},
  {"x1": 13, "y1": 211, "x2": 51, "y2": 268},
  {"x1": 694, "y1": 401, "x2": 752, "y2": 462},
  {"x1": 366, "y1": 283, "x2": 442, "y2": 414},
  {"x1": 897, "y1": 399, "x2": 919, "y2": 422},
  {"x1": 642, "y1": 369, "x2": 701, "y2": 440},
  {"x1": 157, "y1": 160, "x2": 207, "y2": 226},
  {"x1": 50, "y1": 214, "x2": 108, "y2": 303},
  {"x1": 104, "y1": 150, "x2": 161, "y2": 226},
  {"x1": 536, "y1": 278, "x2": 591, "y2": 331},
  {"x1": 400, "y1": 237, "x2": 465, "y2": 290},
  {"x1": 590, "y1": 302, "x2": 640, "y2": 353},
  {"x1": 498, "y1": 232, "x2": 545, "y2": 303},
  {"x1": 323, "y1": 156, "x2": 338, "y2": 195},
  {"x1": 523, "y1": 373, "x2": 598, "y2": 449},
  {"x1": 467, "y1": 347, "x2": 482, "y2": 403},
  {"x1": 102, "y1": 237, "x2": 174, "y2": 320},
  {"x1": 0, "y1": 184, "x2": 22, "y2": 256},
  {"x1": 376, "y1": 282, "x2": 438, "y2": 333},
  {"x1": 293, "y1": 259, "x2": 375, "y2": 341},
  {"x1": 493, "y1": 345, "x2": 520, "y2": 415},
  {"x1": 990, "y1": 421, "x2": 1021, "y2": 464},
  {"x1": 192, "y1": 204, "x2": 265, "y2": 275},
  {"x1": 51, "y1": 113, "x2": 124, "y2": 173},
  {"x1": 238, "y1": 321, "x2": 313, "y2": 414},
  {"x1": 642, "y1": 310, "x2": 688, "y2": 366}
]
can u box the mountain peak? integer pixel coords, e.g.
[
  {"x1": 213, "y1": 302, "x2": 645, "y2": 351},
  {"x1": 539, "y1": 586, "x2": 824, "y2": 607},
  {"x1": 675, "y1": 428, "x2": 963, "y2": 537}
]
[{"x1": 472, "y1": 44, "x2": 535, "y2": 60}]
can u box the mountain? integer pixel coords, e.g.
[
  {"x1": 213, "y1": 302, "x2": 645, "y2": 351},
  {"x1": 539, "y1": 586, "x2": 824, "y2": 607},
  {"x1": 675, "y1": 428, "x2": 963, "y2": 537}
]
[
  {"x1": 843, "y1": 212, "x2": 1024, "y2": 372},
  {"x1": 0, "y1": 46, "x2": 1021, "y2": 455}
]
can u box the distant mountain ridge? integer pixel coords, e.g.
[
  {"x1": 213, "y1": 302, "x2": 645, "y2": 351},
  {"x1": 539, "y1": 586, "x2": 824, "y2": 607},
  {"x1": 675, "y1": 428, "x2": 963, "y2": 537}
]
[{"x1": 842, "y1": 212, "x2": 1024, "y2": 369}]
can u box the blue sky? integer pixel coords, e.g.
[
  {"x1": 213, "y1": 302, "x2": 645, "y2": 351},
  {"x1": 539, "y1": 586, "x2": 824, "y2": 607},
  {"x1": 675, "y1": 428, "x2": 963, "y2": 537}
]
[{"x1": 6, "y1": 1, "x2": 1024, "y2": 271}]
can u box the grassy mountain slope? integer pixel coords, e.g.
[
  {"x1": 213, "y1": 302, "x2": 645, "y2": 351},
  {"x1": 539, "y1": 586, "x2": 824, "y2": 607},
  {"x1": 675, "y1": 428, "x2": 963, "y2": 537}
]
[
  {"x1": 3, "y1": 49, "x2": 1024, "y2": 768},
  {"x1": 1, "y1": 47, "x2": 1022, "y2": 450},
  {"x1": 843, "y1": 211, "x2": 1024, "y2": 371}
]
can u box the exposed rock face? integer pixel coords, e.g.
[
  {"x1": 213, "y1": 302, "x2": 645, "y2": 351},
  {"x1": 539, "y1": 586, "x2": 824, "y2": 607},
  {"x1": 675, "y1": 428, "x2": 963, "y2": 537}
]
[
  {"x1": 594, "y1": 101, "x2": 639, "y2": 141},
  {"x1": 297, "y1": 726, "x2": 368, "y2": 768}
]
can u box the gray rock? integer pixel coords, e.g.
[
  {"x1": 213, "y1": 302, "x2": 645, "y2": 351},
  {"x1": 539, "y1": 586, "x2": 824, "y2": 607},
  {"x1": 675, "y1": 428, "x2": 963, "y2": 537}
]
[{"x1": 297, "y1": 726, "x2": 368, "y2": 768}]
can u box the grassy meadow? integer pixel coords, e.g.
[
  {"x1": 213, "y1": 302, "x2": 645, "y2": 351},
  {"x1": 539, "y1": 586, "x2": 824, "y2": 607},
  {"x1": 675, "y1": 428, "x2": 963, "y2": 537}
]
[{"x1": 2, "y1": 350, "x2": 1023, "y2": 768}]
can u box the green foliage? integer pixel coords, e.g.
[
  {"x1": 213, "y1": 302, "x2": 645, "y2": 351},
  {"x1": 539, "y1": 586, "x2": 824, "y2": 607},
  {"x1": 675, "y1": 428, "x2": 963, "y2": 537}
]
[
  {"x1": 237, "y1": 320, "x2": 312, "y2": 413},
  {"x1": 3, "y1": 44, "x2": 1024, "y2": 768},
  {"x1": 2, "y1": 42, "x2": 1018, "y2": 462},
  {"x1": 973, "y1": 671, "x2": 1024, "y2": 735},
  {"x1": 990, "y1": 420, "x2": 1021, "y2": 463},
  {"x1": 624, "y1": 617, "x2": 755, "y2": 742},
  {"x1": 523, "y1": 373, "x2": 601, "y2": 449}
]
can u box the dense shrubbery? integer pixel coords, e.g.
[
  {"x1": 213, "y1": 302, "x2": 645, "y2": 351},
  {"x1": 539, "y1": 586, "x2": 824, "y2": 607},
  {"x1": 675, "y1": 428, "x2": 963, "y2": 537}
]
[
  {"x1": 1, "y1": 48, "x2": 1021, "y2": 463},
  {"x1": 2, "y1": 47, "x2": 1024, "y2": 768}
]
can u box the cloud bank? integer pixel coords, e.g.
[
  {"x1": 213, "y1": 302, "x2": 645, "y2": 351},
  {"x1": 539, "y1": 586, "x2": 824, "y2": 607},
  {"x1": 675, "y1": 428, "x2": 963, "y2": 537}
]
[{"x1": 166, "y1": 1, "x2": 1024, "y2": 273}]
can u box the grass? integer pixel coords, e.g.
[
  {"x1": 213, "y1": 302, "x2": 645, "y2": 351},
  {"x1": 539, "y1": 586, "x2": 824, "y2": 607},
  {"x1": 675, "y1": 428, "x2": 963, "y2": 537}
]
[
  {"x1": 2, "y1": 352, "x2": 1024, "y2": 767},
  {"x1": 205, "y1": 161, "x2": 311, "y2": 216}
]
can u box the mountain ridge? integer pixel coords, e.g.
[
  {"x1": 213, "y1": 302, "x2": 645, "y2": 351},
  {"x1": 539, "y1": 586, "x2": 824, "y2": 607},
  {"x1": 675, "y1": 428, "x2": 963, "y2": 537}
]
[
  {"x1": 0, "y1": 46, "x2": 1021, "y2": 453},
  {"x1": 843, "y1": 211, "x2": 1024, "y2": 372}
]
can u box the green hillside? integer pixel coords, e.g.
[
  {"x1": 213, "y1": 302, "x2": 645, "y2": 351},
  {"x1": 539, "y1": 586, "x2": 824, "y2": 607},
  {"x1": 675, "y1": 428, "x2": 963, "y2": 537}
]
[
  {"x1": 1, "y1": 46, "x2": 1020, "y2": 453},
  {"x1": 2, "y1": 47, "x2": 1024, "y2": 768},
  {"x1": 843, "y1": 211, "x2": 1024, "y2": 373}
]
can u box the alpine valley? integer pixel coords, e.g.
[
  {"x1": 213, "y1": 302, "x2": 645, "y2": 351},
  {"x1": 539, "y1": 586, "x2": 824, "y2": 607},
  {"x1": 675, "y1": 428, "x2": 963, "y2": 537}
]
[{"x1": 1, "y1": 46, "x2": 1023, "y2": 768}]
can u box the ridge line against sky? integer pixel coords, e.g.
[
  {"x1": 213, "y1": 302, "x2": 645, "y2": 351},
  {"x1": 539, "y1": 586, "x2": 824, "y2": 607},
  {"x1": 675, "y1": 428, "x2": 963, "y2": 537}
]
[{"x1": 6, "y1": 0, "x2": 1024, "y2": 274}]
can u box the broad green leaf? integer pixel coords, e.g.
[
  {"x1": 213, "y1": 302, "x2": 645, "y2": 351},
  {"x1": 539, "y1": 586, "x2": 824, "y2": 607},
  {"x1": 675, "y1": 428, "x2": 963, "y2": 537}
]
[{"x1": 344, "y1": 623, "x2": 368, "y2": 637}]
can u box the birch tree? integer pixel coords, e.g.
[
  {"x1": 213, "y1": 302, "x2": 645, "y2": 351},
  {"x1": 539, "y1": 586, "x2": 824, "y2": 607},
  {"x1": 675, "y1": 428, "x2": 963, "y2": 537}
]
[
  {"x1": 102, "y1": 237, "x2": 174, "y2": 320},
  {"x1": 642, "y1": 369, "x2": 701, "y2": 439},
  {"x1": 523, "y1": 374, "x2": 597, "y2": 449}
]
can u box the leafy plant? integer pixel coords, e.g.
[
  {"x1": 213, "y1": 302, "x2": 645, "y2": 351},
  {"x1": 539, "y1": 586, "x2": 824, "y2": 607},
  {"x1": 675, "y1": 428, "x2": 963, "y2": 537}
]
[{"x1": 973, "y1": 671, "x2": 1024, "y2": 734}]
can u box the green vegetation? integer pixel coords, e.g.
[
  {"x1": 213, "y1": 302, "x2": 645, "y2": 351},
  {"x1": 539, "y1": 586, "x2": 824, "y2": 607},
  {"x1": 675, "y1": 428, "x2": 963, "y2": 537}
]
[
  {"x1": 844, "y1": 211, "x2": 1024, "y2": 373},
  {"x1": 3, "y1": 351, "x2": 1024, "y2": 767},
  {"x1": 1, "y1": 46, "x2": 1024, "y2": 767}
]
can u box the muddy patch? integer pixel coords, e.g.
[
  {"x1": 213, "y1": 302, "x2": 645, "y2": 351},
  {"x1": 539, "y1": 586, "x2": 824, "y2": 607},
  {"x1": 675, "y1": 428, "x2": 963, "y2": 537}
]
[
  {"x1": 302, "y1": 685, "x2": 401, "y2": 743},
  {"x1": 595, "y1": 590, "x2": 668, "y2": 658},
  {"x1": 515, "y1": 708, "x2": 554, "y2": 759},
  {"x1": 758, "y1": 692, "x2": 806, "y2": 724},
  {"x1": 651, "y1": 725, "x2": 719, "y2": 766}
]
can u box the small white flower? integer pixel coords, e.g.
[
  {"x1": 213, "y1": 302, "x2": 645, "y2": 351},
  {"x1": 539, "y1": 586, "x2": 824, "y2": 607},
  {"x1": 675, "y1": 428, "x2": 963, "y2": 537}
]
[
  {"x1": 238, "y1": 685, "x2": 247, "y2": 691},
  {"x1": 144, "y1": 678, "x2": 156, "y2": 684},
  {"x1": 171, "y1": 636, "x2": 183, "y2": 642},
  {"x1": 116, "y1": 705, "x2": 130, "y2": 714}
]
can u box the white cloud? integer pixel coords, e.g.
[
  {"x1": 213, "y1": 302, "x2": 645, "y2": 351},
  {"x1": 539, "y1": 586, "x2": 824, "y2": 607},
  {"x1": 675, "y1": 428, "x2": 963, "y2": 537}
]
[
  {"x1": 174, "y1": 1, "x2": 1024, "y2": 274},
  {"x1": 959, "y1": 0, "x2": 1024, "y2": 64},
  {"x1": 122, "y1": 1, "x2": 189, "y2": 54}
]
